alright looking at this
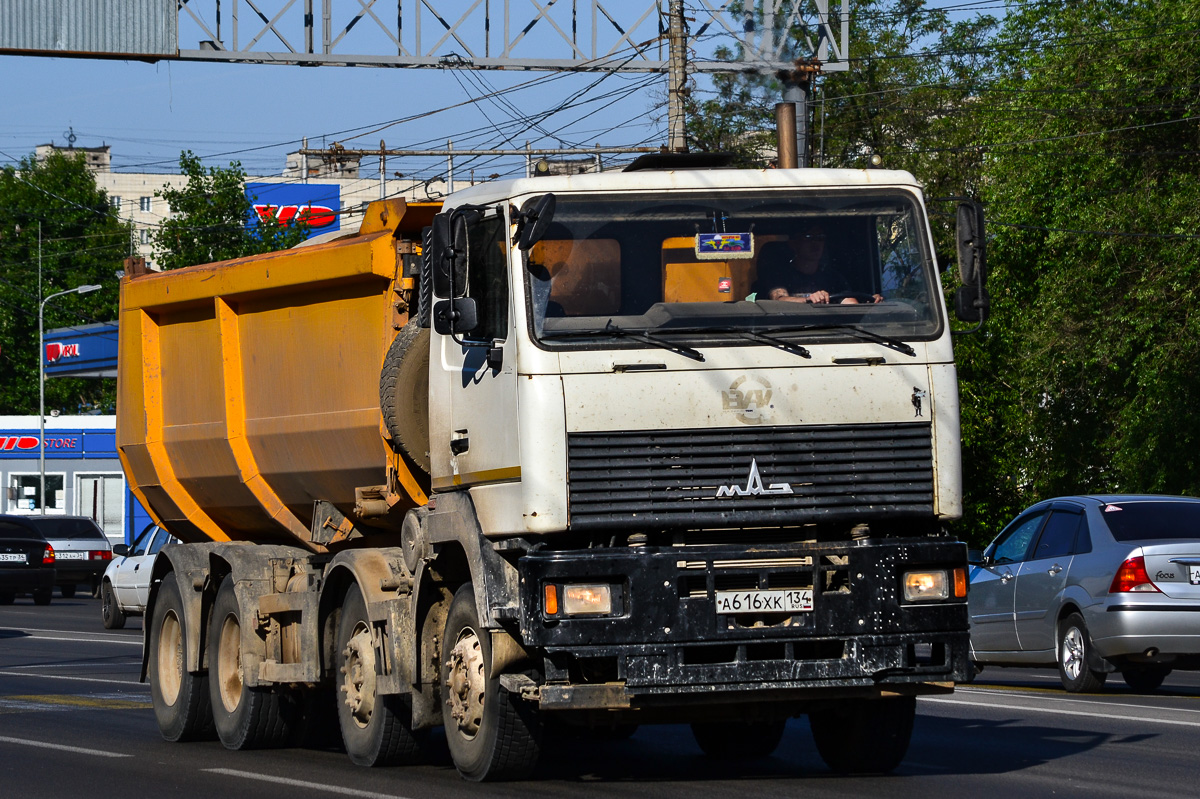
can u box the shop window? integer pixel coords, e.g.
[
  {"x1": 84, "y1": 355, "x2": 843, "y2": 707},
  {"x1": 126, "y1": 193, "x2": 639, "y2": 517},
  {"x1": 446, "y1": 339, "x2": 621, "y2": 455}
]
[
  {"x1": 7, "y1": 473, "x2": 66, "y2": 514},
  {"x1": 77, "y1": 473, "x2": 125, "y2": 543}
]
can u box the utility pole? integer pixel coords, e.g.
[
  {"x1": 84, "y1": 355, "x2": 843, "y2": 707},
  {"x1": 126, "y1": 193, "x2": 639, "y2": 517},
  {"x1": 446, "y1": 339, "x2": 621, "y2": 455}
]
[{"x1": 667, "y1": 0, "x2": 687, "y2": 152}]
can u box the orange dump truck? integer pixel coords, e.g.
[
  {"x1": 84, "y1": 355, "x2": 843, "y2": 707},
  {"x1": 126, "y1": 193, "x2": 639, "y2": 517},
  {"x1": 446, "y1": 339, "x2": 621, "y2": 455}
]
[{"x1": 119, "y1": 162, "x2": 986, "y2": 781}]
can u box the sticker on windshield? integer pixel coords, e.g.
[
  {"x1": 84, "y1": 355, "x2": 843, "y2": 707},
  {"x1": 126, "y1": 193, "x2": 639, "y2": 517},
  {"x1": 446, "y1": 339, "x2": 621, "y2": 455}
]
[
  {"x1": 696, "y1": 232, "x2": 754, "y2": 260},
  {"x1": 1104, "y1": 504, "x2": 1124, "y2": 513}
]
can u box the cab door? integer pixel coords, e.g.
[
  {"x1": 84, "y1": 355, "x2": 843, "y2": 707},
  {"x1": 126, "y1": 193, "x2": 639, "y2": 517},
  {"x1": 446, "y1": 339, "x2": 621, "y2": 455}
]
[
  {"x1": 969, "y1": 511, "x2": 1046, "y2": 654},
  {"x1": 432, "y1": 209, "x2": 521, "y2": 494}
]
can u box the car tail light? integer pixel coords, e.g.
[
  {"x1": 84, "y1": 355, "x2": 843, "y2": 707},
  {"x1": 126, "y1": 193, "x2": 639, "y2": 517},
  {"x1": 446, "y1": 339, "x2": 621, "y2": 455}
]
[
  {"x1": 1109, "y1": 556, "x2": 1160, "y2": 593},
  {"x1": 89, "y1": 550, "x2": 112, "y2": 561},
  {"x1": 43, "y1": 545, "x2": 55, "y2": 565}
]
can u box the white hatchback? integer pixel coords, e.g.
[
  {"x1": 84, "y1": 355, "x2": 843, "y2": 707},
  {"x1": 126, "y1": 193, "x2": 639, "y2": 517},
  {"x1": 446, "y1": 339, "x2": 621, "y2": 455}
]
[{"x1": 100, "y1": 524, "x2": 176, "y2": 629}]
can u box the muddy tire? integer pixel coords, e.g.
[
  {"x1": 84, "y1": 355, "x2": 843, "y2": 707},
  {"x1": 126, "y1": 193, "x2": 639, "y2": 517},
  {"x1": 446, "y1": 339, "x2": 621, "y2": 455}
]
[
  {"x1": 148, "y1": 575, "x2": 214, "y2": 742},
  {"x1": 1058, "y1": 613, "x2": 1107, "y2": 693},
  {"x1": 691, "y1": 719, "x2": 786, "y2": 759},
  {"x1": 809, "y1": 696, "x2": 915, "y2": 774},
  {"x1": 101, "y1": 581, "x2": 126, "y2": 629},
  {"x1": 379, "y1": 322, "x2": 430, "y2": 478},
  {"x1": 336, "y1": 583, "x2": 427, "y2": 766},
  {"x1": 441, "y1": 584, "x2": 541, "y2": 781},
  {"x1": 209, "y1": 579, "x2": 294, "y2": 749}
]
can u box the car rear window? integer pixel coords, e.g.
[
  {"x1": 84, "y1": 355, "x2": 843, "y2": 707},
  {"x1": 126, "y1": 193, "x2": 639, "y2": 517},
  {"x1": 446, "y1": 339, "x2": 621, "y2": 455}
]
[
  {"x1": 23, "y1": 518, "x2": 106, "y2": 539},
  {"x1": 1099, "y1": 501, "x2": 1200, "y2": 541},
  {"x1": 0, "y1": 522, "x2": 42, "y2": 540}
]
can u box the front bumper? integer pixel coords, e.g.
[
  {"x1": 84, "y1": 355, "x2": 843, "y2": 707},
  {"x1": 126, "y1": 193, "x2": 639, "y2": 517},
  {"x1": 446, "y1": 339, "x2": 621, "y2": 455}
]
[{"x1": 518, "y1": 538, "x2": 970, "y2": 705}]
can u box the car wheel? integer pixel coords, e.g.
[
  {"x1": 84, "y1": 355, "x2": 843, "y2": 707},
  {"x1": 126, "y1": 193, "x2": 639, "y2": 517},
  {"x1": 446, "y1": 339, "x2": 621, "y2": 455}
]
[
  {"x1": 335, "y1": 583, "x2": 428, "y2": 766},
  {"x1": 101, "y1": 581, "x2": 126, "y2": 630},
  {"x1": 691, "y1": 719, "x2": 786, "y2": 759},
  {"x1": 60, "y1": 584, "x2": 77, "y2": 599},
  {"x1": 208, "y1": 579, "x2": 296, "y2": 749},
  {"x1": 148, "y1": 575, "x2": 215, "y2": 742},
  {"x1": 1122, "y1": 666, "x2": 1171, "y2": 694},
  {"x1": 809, "y1": 696, "x2": 916, "y2": 774},
  {"x1": 1058, "y1": 612, "x2": 1107, "y2": 692},
  {"x1": 441, "y1": 583, "x2": 542, "y2": 781},
  {"x1": 32, "y1": 589, "x2": 52, "y2": 606}
]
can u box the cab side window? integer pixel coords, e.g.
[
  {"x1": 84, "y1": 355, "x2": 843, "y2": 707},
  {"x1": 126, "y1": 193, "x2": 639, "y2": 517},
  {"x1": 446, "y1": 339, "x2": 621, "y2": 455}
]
[
  {"x1": 465, "y1": 215, "x2": 509, "y2": 343},
  {"x1": 991, "y1": 513, "x2": 1045, "y2": 564},
  {"x1": 1029, "y1": 511, "x2": 1081, "y2": 561}
]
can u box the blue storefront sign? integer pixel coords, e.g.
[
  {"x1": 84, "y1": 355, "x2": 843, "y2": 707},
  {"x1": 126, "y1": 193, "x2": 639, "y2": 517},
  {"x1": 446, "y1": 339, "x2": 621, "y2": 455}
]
[{"x1": 246, "y1": 182, "x2": 341, "y2": 240}]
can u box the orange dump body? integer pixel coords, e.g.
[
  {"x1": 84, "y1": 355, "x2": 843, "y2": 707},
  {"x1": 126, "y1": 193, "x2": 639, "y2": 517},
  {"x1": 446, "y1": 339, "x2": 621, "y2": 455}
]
[{"x1": 117, "y1": 200, "x2": 439, "y2": 549}]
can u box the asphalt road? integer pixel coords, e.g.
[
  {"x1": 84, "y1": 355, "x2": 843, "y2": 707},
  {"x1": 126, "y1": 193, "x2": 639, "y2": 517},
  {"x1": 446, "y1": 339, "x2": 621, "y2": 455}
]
[{"x1": 3, "y1": 596, "x2": 1200, "y2": 799}]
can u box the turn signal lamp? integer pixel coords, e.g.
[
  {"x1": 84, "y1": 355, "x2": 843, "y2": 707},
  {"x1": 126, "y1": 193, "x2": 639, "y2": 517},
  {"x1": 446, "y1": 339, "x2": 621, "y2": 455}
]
[
  {"x1": 543, "y1": 584, "x2": 559, "y2": 616},
  {"x1": 43, "y1": 545, "x2": 55, "y2": 565},
  {"x1": 1110, "y1": 556, "x2": 1160, "y2": 593},
  {"x1": 563, "y1": 584, "x2": 613, "y2": 616},
  {"x1": 953, "y1": 567, "x2": 968, "y2": 598},
  {"x1": 903, "y1": 570, "x2": 949, "y2": 602}
]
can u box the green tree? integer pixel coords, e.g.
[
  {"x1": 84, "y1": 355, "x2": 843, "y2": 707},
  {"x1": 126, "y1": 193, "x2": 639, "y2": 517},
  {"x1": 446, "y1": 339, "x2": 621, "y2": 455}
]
[
  {"x1": 954, "y1": 0, "x2": 1200, "y2": 543},
  {"x1": 0, "y1": 150, "x2": 128, "y2": 414},
  {"x1": 152, "y1": 150, "x2": 308, "y2": 270}
]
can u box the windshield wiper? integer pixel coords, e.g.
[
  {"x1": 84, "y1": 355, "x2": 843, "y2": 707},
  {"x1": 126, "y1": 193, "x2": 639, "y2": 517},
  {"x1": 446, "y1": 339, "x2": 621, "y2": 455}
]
[
  {"x1": 710, "y1": 328, "x2": 811, "y2": 359},
  {"x1": 771, "y1": 323, "x2": 917, "y2": 357},
  {"x1": 542, "y1": 320, "x2": 705, "y2": 362}
]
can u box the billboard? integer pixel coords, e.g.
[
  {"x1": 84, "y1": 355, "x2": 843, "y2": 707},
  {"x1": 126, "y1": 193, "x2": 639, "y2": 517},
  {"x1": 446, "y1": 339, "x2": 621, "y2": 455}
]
[{"x1": 246, "y1": 182, "x2": 341, "y2": 239}]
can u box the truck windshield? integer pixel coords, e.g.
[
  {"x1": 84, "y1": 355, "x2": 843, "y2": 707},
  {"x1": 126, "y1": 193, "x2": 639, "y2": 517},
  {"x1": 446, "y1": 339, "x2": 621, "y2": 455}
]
[{"x1": 523, "y1": 189, "x2": 941, "y2": 347}]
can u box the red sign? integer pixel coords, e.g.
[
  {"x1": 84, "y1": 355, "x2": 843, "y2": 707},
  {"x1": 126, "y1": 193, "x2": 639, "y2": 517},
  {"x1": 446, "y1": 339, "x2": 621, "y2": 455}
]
[
  {"x1": 253, "y1": 204, "x2": 337, "y2": 229},
  {"x1": 45, "y1": 342, "x2": 80, "y2": 363},
  {"x1": 0, "y1": 436, "x2": 79, "y2": 451}
]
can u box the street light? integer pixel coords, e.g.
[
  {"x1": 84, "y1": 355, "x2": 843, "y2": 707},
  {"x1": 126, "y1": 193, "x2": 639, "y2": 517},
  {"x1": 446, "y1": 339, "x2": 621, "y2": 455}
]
[{"x1": 39, "y1": 284, "x2": 102, "y2": 515}]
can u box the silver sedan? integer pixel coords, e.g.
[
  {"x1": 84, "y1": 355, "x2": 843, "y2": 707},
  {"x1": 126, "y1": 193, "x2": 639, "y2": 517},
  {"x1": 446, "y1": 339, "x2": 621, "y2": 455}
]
[{"x1": 968, "y1": 495, "x2": 1200, "y2": 693}]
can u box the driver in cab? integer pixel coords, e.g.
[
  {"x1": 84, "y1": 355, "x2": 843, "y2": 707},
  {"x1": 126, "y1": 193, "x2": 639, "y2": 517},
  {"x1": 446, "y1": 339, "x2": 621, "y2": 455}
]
[{"x1": 756, "y1": 222, "x2": 883, "y2": 304}]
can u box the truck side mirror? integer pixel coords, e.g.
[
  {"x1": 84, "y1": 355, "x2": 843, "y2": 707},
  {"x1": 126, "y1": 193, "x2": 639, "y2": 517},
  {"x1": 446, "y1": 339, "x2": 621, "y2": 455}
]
[
  {"x1": 431, "y1": 211, "x2": 474, "y2": 298},
  {"x1": 954, "y1": 201, "x2": 989, "y2": 327},
  {"x1": 955, "y1": 284, "x2": 988, "y2": 322},
  {"x1": 433, "y1": 297, "x2": 479, "y2": 336}
]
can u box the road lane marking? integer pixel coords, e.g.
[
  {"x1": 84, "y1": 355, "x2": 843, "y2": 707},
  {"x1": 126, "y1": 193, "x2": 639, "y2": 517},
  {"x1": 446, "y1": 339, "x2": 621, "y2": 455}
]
[
  {"x1": 0, "y1": 632, "x2": 142, "y2": 646},
  {"x1": 0, "y1": 694, "x2": 151, "y2": 713},
  {"x1": 924, "y1": 696, "x2": 1200, "y2": 728},
  {"x1": 203, "y1": 769, "x2": 413, "y2": 799},
  {"x1": 0, "y1": 670, "x2": 145, "y2": 687},
  {"x1": 0, "y1": 735, "x2": 131, "y2": 758},
  {"x1": 957, "y1": 686, "x2": 1200, "y2": 714}
]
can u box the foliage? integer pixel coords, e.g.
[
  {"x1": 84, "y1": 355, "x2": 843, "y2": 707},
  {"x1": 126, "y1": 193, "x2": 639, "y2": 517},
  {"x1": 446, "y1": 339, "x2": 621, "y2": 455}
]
[
  {"x1": 152, "y1": 150, "x2": 308, "y2": 270},
  {"x1": 0, "y1": 150, "x2": 127, "y2": 415},
  {"x1": 955, "y1": 0, "x2": 1200, "y2": 542}
]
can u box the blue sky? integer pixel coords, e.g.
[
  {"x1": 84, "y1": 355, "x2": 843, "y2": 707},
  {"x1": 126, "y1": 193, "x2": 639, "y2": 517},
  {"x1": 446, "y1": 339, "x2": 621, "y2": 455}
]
[{"x1": 0, "y1": 1, "x2": 997, "y2": 184}]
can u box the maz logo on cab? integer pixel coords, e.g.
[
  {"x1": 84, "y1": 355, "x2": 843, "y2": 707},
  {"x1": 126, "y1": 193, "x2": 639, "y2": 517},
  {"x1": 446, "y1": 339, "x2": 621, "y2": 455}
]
[
  {"x1": 716, "y1": 458, "x2": 793, "y2": 498},
  {"x1": 722, "y1": 375, "x2": 774, "y2": 425}
]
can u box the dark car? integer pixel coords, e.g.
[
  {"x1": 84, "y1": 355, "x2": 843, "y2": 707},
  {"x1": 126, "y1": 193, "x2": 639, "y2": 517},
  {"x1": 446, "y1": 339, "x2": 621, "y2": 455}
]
[
  {"x1": 0, "y1": 515, "x2": 112, "y2": 597},
  {"x1": 969, "y1": 495, "x2": 1200, "y2": 693},
  {"x1": 0, "y1": 520, "x2": 56, "y2": 605}
]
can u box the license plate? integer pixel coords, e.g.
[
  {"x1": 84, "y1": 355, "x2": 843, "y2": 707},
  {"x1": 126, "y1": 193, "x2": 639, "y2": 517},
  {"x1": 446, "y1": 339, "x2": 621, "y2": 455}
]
[
  {"x1": 56, "y1": 551, "x2": 86, "y2": 561},
  {"x1": 715, "y1": 589, "x2": 813, "y2": 614},
  {"x1": 0, "y1": 553, "x2": 27, "y2": 563},
  {"x1": 1190, "y1": 566, "x2": 1200, "y2": 586}
]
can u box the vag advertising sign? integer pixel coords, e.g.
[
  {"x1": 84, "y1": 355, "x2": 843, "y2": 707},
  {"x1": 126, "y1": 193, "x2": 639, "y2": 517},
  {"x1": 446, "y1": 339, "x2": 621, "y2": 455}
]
[{"x1": 246, "y1": 183, "x2": 340, "y2": 239}]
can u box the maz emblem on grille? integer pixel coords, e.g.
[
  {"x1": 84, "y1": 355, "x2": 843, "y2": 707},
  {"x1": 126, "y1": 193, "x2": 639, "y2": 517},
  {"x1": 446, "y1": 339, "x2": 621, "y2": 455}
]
[{"x1": 716, "y1": 458, "x2": 793, "y2": 497}]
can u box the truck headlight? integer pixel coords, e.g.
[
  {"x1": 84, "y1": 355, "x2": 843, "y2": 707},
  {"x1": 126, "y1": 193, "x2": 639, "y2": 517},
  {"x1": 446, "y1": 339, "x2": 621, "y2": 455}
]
[
  {"x1": 903, "y1": 570, "x2": 949, "y2": 602},
  {"x1": 563, "y1": 584, "x2": 613, "y2": 615}
]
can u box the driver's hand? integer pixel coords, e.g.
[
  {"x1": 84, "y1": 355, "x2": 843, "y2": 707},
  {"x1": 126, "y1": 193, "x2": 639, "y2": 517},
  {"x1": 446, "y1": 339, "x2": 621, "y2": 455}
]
[
  {"x1": 806, "y1": 290, "x2": 831, "y2": 304},
  {"x1": 872, "y1": 294, "x2": 884, "y2": 304}
]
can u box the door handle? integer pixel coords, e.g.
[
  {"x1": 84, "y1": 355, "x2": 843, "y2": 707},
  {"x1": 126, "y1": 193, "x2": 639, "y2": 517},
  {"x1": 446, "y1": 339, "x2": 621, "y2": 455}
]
[
  {"x1": 1048, "y1": 564, "x2": 1062, "y2": 575},
  {"x1": 1000, "y1": 572, "x2": 1013, "y2": 583}
]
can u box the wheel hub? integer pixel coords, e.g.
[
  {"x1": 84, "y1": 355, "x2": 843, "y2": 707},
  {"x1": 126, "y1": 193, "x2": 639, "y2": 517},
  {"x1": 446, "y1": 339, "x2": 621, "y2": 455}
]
[
  {"x1": 340, "y1": 624, "x2": 377, "y2": 728},
  {"x1": 1062, "y1": 627, "x2": 1083, "y2": 680},
  {"x1": 445, "y1": 630, "x2": 485, "y2": 737}
]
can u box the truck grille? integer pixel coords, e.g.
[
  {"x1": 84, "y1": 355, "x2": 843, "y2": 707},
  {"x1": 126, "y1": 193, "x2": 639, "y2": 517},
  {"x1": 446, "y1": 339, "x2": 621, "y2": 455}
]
[{"x1": 566, "y1": 422, "x2": 933, "y2": 531}]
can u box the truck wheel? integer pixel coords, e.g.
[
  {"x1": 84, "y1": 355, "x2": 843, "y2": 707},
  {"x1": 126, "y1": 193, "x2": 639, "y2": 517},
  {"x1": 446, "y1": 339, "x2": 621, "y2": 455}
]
[
  {"x1": 60, "y1": 584, "x2": 77, "y2": 599},
  {"x1": 1058, "y1": 613, "x2": 1107, "y2": 693},
  {"x1": 32, "y1": 588, "x2": 52, "y2": 606},
  {"x1": 441, "y1": 584, "x2": 541, "y2": 781},
  {"x1": 209, "y1": 579, "x2": 293, "y2": 749},
  {"x1": 809, "y1": 696, "x2": 915, "y2": 774},
  {"x1": 336, "y1": 583, "x2": 427, "y2": 766},
  {"x1": 691, "y1": 719, "x2": 786, "y2": 759},
  {"x1": 148, "y1": 575, "x2": 214, "y2": 742},
  {"x1": 101, "y1": 581, "x2": 126, "y2": 630},
  {"x1": 379, "y1": 322, "x2": 430, "y2": 478},
  {"x1": 1122, "y1": 665, "x2": 1170, "y2": 694}
]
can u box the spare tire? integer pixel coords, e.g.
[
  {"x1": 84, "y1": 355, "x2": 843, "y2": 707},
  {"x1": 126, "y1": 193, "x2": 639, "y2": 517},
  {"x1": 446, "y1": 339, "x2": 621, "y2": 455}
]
[{"x1": 380, "y1": 322, "x2": 431, "y2": 478}]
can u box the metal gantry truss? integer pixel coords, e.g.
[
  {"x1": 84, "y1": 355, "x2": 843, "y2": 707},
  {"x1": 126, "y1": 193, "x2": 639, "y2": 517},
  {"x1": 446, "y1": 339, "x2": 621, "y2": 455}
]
[{"x1": 175, "y1": 0, "x2": 848, "y2": 73}]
